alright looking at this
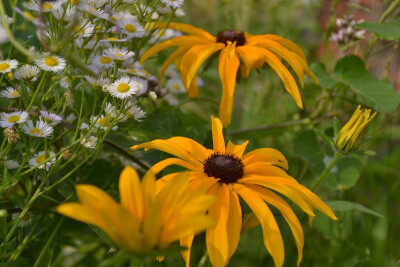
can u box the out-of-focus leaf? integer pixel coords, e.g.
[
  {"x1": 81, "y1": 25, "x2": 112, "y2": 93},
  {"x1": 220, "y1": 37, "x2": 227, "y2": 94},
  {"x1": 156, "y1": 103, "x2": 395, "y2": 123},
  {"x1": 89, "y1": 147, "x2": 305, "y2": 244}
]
[
  {"x1": 309, "y1": 63, "x2": 337, "y2": 89},
  {"x1": 326, "y1": 200, "x2": 383, "y2": 218},
  {"x1": 334, "y1": 55, "x2": 400, "y2": 113},
  {"x1": 355, "y1": 19, "x2": 400, "y2": 40},
  {"x1": 293, "y1": 130, "x2": 325, "y2": 175},
  {"x1": 324, "y1": 157, "x2": 363, "y2": 189}
]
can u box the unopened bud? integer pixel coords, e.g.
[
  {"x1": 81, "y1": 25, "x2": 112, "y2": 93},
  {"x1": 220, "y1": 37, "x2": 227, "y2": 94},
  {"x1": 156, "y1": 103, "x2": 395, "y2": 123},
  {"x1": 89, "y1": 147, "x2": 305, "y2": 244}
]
[{"x1": 149, "y1": 91, "x2": 157, "y2": 102}]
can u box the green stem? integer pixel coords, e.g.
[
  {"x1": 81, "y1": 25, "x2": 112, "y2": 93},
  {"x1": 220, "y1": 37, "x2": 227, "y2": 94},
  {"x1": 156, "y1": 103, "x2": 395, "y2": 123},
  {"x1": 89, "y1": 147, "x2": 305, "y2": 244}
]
[
  {"x1": 26, "y1": 73, "x2": 47, "y2": 112},
  {"x1": 311, "y1": 154, "x2": 340, "y2": 191}
]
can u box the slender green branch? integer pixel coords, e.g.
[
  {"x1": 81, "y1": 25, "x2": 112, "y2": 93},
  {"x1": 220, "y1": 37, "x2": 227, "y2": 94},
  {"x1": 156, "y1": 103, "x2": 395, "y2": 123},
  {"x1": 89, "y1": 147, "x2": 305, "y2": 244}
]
[
  {"x1": 311, "y1": 154, "x2": 340, "y2": 191},
  {"x1": 103, "y1": 140, "x2": 150, "y2": 171}
]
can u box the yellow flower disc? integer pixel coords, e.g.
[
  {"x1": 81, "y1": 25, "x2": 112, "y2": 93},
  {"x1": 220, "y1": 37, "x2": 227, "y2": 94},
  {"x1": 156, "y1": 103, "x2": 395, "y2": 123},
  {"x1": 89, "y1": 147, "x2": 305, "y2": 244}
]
[
  {"x1": 65, "y1": 76, "x2": 71, "y2": 82},
  {"x1": 44, "y1": 57, "x2": 58, "y2": 67},
  {"x1": 117, "y1": 83, "x2": 130, "y2": 93},
  {"x1": 36, "y1": 155, "x2": 46, "y2": 164},
  {"x1": 74, "y1": 26, "x2": 84, "y2": 36},
  {"x1": 99, "y1": 56, "x2": 112, "y2": 64},
  {"x1": 42, "y1": 3, "x2": 53, "y2": 11},
  {"x1": 7, "y1": 115, "x2": 21, "y2": 123},
  {"x1": 30, "y1": 128, "x2": 42, "y2": 135},
  {"x1": 97, "y1": 117, "x2": 107, "y2": 126},
  {"x1": 10, "y1": 91, "x2": 20, "y2": 97},
  {"x1": 0, "y1": 62, "x2": 10, "y2": 71},
  {"x1": 125, "y1": 24, "x2": 136, "y2": 33}
]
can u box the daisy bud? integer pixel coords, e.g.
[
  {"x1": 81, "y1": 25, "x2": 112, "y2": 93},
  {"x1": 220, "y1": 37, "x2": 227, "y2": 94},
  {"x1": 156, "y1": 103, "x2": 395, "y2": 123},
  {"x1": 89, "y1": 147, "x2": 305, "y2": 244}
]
[
  {"x1": 149, "y1": 91, "x2": 157, "y2": 102},
  {"x1": 335, "y1": 105, "x2": 377, "y2": 153},
  {"x1": 4, "y1": 128, "x2": 20, "y2": 143}
]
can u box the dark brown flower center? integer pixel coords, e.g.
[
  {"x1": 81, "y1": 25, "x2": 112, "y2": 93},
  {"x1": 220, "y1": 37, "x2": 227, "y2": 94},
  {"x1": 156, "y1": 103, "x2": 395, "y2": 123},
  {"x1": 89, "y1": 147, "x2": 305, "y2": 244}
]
[
  {"x1": 203, "y1": 153, "x2": 244, "y2": 184},
  {"x1": 216, "y1": 31, "x2": 246, "y2": 46}
]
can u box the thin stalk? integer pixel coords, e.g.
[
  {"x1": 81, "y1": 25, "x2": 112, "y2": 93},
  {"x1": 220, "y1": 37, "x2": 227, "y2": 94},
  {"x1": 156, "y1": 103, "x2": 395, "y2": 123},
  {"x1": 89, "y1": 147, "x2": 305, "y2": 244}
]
[
  {"x1": 311, "y1": 154, "x2": 340, "y2": 191},
  {"x1": 26, "y1": 73, "x2": 47, "y2": 112}
]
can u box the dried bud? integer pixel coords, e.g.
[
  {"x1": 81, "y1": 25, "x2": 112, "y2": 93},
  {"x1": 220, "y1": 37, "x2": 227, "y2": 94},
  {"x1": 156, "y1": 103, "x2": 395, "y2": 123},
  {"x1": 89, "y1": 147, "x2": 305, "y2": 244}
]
[
  {"x1": 4, "y1": 128, "x2": 20, "y2": 143},
  {"x1": 64, "y1": 90, "x2": 74, "y2": 107},
  {"x1": 61, "y1": 148, "x2": 73, "y2": 160}
]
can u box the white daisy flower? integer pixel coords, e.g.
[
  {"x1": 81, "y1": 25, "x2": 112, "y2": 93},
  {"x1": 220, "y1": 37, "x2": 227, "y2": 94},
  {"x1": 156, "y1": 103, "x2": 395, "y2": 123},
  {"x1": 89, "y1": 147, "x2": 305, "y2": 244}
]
[
  {"x1": 166, "y1": 78, "x2": 186, "y2": 93},
  {"x1": 14, "y1": 64, "x2": 40, "y2": 81},
  {"x1": 1, "y1": 87, "x2": 20, "y2": 99},
  {"x1": 0, "y1": 59, "x2": 19, "y2": 73},
  {"x1": 28, "y1": 151, "x2": 56, "y2": 171},
  {"x1": 4, "y1": 159, "x2": 20, "y2": 169},
  {"x1": 108, "y1": 76, "x2": 139, "y2": 99},
  {"x1": 40, "y1": 111, "x2": 63, "y2": 126},
  {"x1": 103, "y1": 48, "x2": 135, "y2": 62},
  {"x1": 127, "y1": 105, "x2": 146, "y2": 121},
  {"x1": 85, "y1": 75, "x2": 110, "y2": 88},
  {"x1": 0, "y1": 27, "x2": 8, "y2": 43},
  {"x1": 80, "y1": 135, "x2": 98, "y2": 149},
  {"x1": 21, "y1": 120, "x2": 54, "y2": 137},
  {"x1": 163, "y1": 65, "x2": 179, "y2": 78},
  {"x1": 90, "y1": 115, "x2": 117, "y2": 131},
  {"x1": 74, "y1": 38, "x2": 99, "y2": 50},
  {"x1": 78, "y1": 0, "x2": 108, "y2": 9},
  {"x1": 111, "y1": 12, "x2": 137, "y2": 22},
  {"x1": 33, "y1": 54, "x2": 66, "y2": 72},
  {"x1": 65, "y1": 113, "x2": 77, "y2": 123},
  {"x1": 0, "y1": 111, "x2": 29, "y2": 128},
  {"x1": 24, "y1": 0, "x2": 64, "y2": 12},
  {"x1": 117, "y1": 18, "x2": 145, "y2": 38},
  {"x1": 104, "y1": 103, "x2": 117, "y2": 118},
  {"x1": 99, "y1": 37, "x2": 129, "y2": 45},
  {"x1": 81, "y1": 5, "x2": 109, "y2": 20},
  {"x1": 14, "y1": 7, "x2": 43, "y2": 27},
  {"x1": 12, "y1": 212, "x2": 33, "y2": 227},
  {"x1": 133, "y1": 77, "x2": 148, "y2": 95},
  {"x1": 51, "y1": 6, "x2": 78, "y2": 21},
  {"x1": 71, "y1": 20, "x2": 95, "y2": 38},
  {"x1": 92, "y1": 55, "x2": 114, "y2": 69},
  {"x1": 59, "y1": 76, "x2": 73, "y2": 89},
  {"x1": 137, "y1": 69, "x2": 155, "y2": 80}
]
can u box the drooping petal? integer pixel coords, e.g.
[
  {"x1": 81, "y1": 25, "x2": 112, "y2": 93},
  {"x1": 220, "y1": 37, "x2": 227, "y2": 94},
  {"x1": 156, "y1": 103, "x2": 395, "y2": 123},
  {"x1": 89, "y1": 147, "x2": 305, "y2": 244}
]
[
  {"x1": 233, "y1": 183, "x2": 285, "y2": 267},
  {"x1": 236, "y1": 46, "x2": 266, "y2": 78},
  {"x1": 76, "y1": 185, "x2": 118, "y2": 214},
  {"x1": 242, "y1": 148, "x2": 289, "y2": 170},
  {"x1": 131, "y1": 137, "x2": 210, "y2": 166},
  {"x1": 225, "y1": 140, "x2": 249, "y2": 158},
  {"x1": 226, "y1": 188, "x2": 242, "y2": 260},
  {"x1": 139, "y1": 36, "x2": 211, "y2": 64},
  {"x1": 218, "y1": 45, "x2": 240, "y2": 127},
  {"x1": 244, "y1": 162, "x2": 293, "y2": 180},
  {"x1": 246, "y1": 184, "x2": 304, "y2": 266},
  {"x1": 159, "y1": 45, "x2": 191, "y2": 80},
  {"x1": 181, "y1": 234, "x2": 194, "y2": 267},
  {"x1": 150, "y1": 158, "x2": 202, "y2": 174},
  {"x1": 212, "y1": 116, "x2": 225, "y2": 153},
  {"x1": 119, "y1": 166, "x2": 143, "y2": 225},
  {"x1": 206, "y1": 183, "x2": 230, "y2": 267},
  {"x1": 150, "y1": 22, "x2": 216, "y2": 40},
  {"x1": 56, "y1": 203, "x2": 103, "y2": 228}
]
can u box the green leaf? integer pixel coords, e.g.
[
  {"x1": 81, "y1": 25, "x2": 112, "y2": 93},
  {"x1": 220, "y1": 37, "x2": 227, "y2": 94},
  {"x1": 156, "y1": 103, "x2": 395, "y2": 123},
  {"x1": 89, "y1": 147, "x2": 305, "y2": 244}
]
[
  {"x1": 334, "y1": 55, "x2": 400, "y2": 113},
  {"x1": 326, "y1": 200, "x2": 383, "y2": 218},
  {"x1": 324, "y1": 157, "x2": 363, "y2": 189},
  {"x1": 292, "y1": 130, "x2": 325, "y2": 175},
  {"x1": 355, "y1": 19, "x2": 400, "y2": 40},
  {"x1": 309, "y1": 63, "x2": 337, "y2": 89},
  {"x1": 333, "y1": 117, "x2": 341, "y2": 136}
]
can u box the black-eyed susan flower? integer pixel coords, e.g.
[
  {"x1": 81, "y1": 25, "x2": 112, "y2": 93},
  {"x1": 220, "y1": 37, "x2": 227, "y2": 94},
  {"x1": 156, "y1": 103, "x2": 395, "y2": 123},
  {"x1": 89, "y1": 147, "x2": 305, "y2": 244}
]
[
  {"x1": 335, "y1": 105, "x2": 377, "y2": 153},
  {"x1": 131, "y1": 117, "x2": 337, "y2": 267},
  {"x1": 57, "y1": 166, "x2": 215, "y2": 254},
  {"x1": 140, "y1": 23, "x2": 318, "y2": 127}
]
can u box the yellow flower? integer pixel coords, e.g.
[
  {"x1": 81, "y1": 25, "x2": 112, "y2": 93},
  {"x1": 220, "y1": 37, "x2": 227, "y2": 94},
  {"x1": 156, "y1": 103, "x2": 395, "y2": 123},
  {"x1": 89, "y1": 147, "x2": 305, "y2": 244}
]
[
  {"x1": 335, "y1": 105, "x2": 377, "y2": 153},
  {"x1": 131, "y1": 117, "x2": 337, "y2": 267},
  {"x1": 140, "y1": 22, "x2": 318, "y2": 127},
  {"x1": 57, "y1": 167, "x2": 215, "y2": 254}
]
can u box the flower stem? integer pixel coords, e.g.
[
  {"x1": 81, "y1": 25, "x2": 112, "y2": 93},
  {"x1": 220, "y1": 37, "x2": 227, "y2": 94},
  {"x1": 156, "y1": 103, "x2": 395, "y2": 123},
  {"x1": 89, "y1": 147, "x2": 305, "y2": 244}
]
[{"x1": 311, "y1": 154, "x2": 340, "y2": 191}]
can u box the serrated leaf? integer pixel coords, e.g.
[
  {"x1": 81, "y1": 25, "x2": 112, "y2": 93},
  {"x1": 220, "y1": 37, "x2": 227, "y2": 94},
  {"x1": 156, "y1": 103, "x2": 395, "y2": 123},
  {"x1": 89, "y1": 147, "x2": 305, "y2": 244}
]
[
  {"x1": 326, "y1": 200, "x2": 383, "y2": 218},
  {"x1": 334, "y1": 55, "x2": 400, "y2": 113},
  {"x1": 355, "y1": 19, "x2": 400, "y2": 40}
]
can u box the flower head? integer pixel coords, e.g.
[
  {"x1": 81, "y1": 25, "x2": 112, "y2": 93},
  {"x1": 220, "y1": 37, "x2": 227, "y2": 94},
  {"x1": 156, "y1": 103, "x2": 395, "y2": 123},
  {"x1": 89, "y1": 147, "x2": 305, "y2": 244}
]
[
  {"x1": 131, "y1": 117, "x2": 337, "y2": 267},
  {"x1": 108, "y1": 76, "x2": 139, "y2": 99},
  {"x1": 0, "y1": 111, "x2": 29, "y2": 128},
  {"x1": 335, "y1": 105, "x2": 377, "y2": 153},
  {"x1": 22, "y1": 120, "x2": 54, "y2": 137},
  {"x1": 0, "y1": 59, "x2": 19, "y2": 73},
  {"x1": 140, "y1": 23, "x2": 318, "y2": 126},
  {"x1": 28, "y1": 151, "x2": 56, "y2": 171},
  {"x1": 14, "y1": 65, "x2": 40, "y2": 81},
  {"x1": 34, "y1": 55, "x2": 66, "y2": 72},
  {"x1": 1, "y1": 87, "x2": 21, "y2": 99},
  {"x1": 103, "y1": 48, "x2": 135, "y2": 62},
  {"x1": 57, "y1": 166, "x2": 215, "y2": 254}
]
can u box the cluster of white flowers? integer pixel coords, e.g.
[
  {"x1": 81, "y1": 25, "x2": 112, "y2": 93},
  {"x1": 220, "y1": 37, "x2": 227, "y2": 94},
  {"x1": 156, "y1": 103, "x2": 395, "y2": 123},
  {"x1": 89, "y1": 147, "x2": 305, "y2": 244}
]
[{"x1": 330, "y1": 15, "x2": 366, "y2": 46}]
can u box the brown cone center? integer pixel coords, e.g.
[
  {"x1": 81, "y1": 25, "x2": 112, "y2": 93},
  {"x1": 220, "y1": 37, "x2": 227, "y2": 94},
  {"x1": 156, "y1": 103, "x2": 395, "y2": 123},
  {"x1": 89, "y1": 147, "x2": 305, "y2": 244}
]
[
  {"x1": 216, "y1": 31, "x2": 246, "y2": 46},
  {"x1": 203, "y1": 153, "x2": 244, "y2": 184}
]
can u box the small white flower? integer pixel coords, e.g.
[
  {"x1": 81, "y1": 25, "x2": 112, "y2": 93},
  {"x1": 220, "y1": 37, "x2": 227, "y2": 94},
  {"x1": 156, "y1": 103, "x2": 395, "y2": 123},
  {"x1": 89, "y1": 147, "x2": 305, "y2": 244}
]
[
  {"x1": 0, "y1": 59, "x2": 19, "y2": 73},
  {"x1": 163, "y1": 65, "x2": 179, "y2": 78},
  {"x1": 40, "y1": 111, "x2": 63, "y2": 126},
  {"x1": 1, "y1": 87, "x2": 20, "y2": 99},
  {"x1": 78, "y1": 0, "x2": 108, "y2": 9},
  {"x1": 80, "y1": 135, "x2": 98, "y2": 149},
  {"x1": 22, "y1": 120, "x2": 54, "y2": 137},
  {"x1": 59, "y1": 76, "x2": 73, "y2": 89},
  {"x1": 24, "y1": 0, "x2": 64, "y2": 12},
  {"x1": 71, "y1": 20, "x2": 95, "y2": 38},
  {"x1": 4, "y1": 159, "x2": 20, "y2": 169},
  {"x1": 12, "y1": 212, "x2": 33, "y2": 227},
  {"x1": 149, "y1": 29, "x2": 181, "y2": 44},
  {"x1": 81, "y1": 5, "x2": 109, "y2": 20},
  {"x1": 92, "y1": 55, "x2": 114, "y2": 69},
  {"x1": 166, "y1": 78, "x2": 186, "y2": 93},
  {"x1": 103, "y1": 48, "x2": 135, "y2": 61},
  {"x1": 157, "y1": 6, "x2": 185, "y2": 16},
  {"x1": 85, "y1": 75, "x2": 110, "y2": 88},
  {"x1": 161, "y1": 0, "x2": 184, "y2": 8},
  {"x1": 90, "y1": 115, "x2": 117, "y2": 131},
  {"x1": 117, "y1": 18, "x2": 145, "y2": 38},
  {"x1": 14, "y1": 64, "x2": 40, "y2": 81},
  {"x1": 99, "y1": 37, "x2": 128, "y2": 45},
  {"x1": 0, "y1": 111, "x2": 29, "y2": 128},
  {"x1": 51, "y1": 6, "x2": 78, "y2": 21},
  {"x1": 28, "y1": 151, "x2": 56, "y2": 171},
  {"x1": 128, "y1": 105, "x2": 146, "y2": 121},
  {"x1": 108, "y1": 77, "x2": 139, "y2": 99},
  {"x1": 34, "y1": 54, "x2": 66, "y2": 72},
  {"x1": 133, "y1": 77, "x2": 148, "y2": 95},
  {"x1": 104, "y1": 103, "x2": 117, "y2": 118},
  {"x1": 65, "y1": 113, "x2": 77, "y2": 123}
]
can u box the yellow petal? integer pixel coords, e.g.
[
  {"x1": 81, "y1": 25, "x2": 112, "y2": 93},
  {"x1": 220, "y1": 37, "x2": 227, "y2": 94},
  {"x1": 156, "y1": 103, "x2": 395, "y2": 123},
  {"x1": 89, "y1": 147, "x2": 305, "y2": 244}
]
[
  {"x1": 236, "y1": 46, "x2": 265, "y2": 78},
  {"x1": 226, "y1": 188, "x2": 242, "y2": 260},
  {"x1": 57, "y1": 203, "x2": 103, "y2": 228},
  {"x1": 212, "y1": 116, "x2": 225, "y2": 153},
  {"x1": 225, "y1": 140, "x2": 249, "y2": 158},
  {"x1": 218, "y1": 47, "x2": 240, "y2": 127},
  {"x1": 150, "y1": 158, "x2": 201, "y2": 174},
  {"x1": 247, "y1": 184, "x2": 304, "y2": 266},
  {"x1": 233, "y1": 183, "x2": 285, "y2": 267},
  {"x1": 119, "y1": 166, "x2": 143, "y2": 225},
  {"x1": 206, "y1": 183, "x2": 230, "y2": 267},
  {"x1": 151, "y1": 22, "x2": 215, "y2": 40},
  {"x1": 139, "y1": 36, "x2": 211, "y2": 64},
  {"x1": 244, "y1": 162, "x2": 293, "y2": 180},
  {"x1": 181, "y1": 234, "x2": 194, "y2": 267},
  {"x1": 76, "y1": 185, "x2": 117, "y2": 213},
  {"x1": 242, "y1": 148, "x2": 289, "y2": 170}
]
